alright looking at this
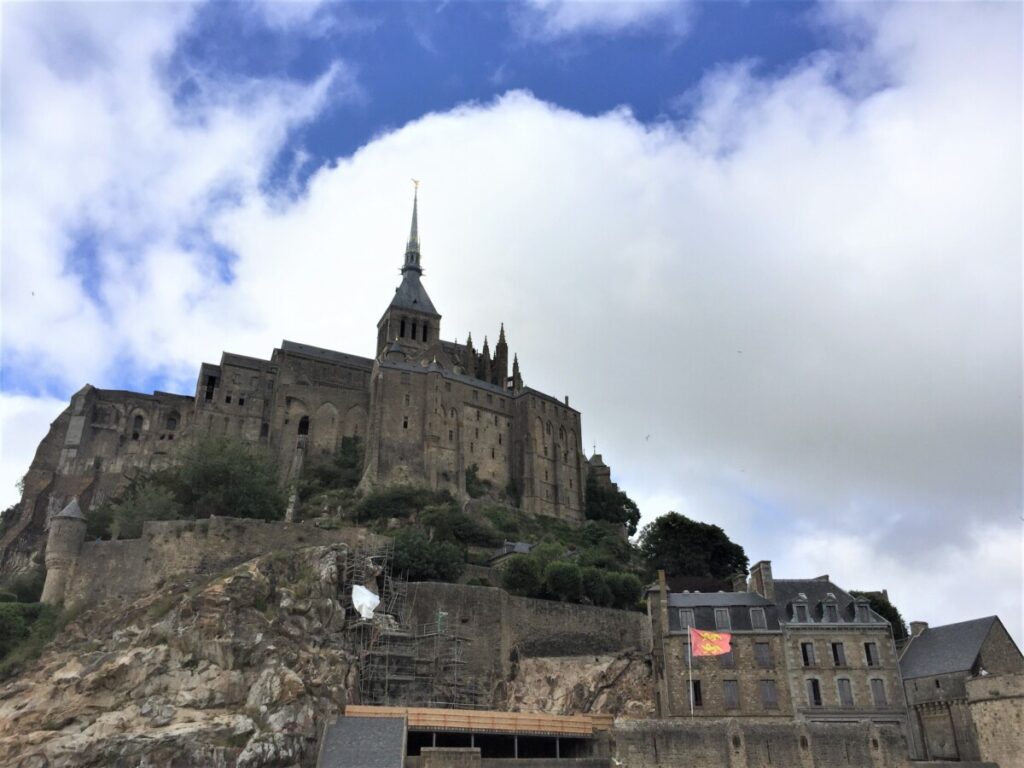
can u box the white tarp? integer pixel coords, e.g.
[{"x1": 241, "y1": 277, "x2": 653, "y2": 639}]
[{"x1": 352, "y1": 585, "x2": 380, "y2": 620}]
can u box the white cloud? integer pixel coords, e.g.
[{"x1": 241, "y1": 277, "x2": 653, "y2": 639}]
[
  {"x1": 516, "y1": 0, "x2": 694, "y2": 39},
  {"x1": 1, "y1": 2, "x2": 1020, "y2": 637},
  {"x1": 0, "y1": 395, "x2": 68, "y2": 509}
]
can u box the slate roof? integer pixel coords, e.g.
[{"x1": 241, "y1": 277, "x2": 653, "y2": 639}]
[
  {"x1": 279, "y1": 340, "x2": 374, "y2": 369},
  {"x1": 389, "y1": 272, "x2": 439, "y2": 316},
  {"x1": 318, "y1": 716, "x2": 406, "y2": 768},
  {"x1": 54, "y1": 498, "x2": 84, "y2": 520},
  {"x1": 899, "y1": 616, "x2": 998, "y2": 680},
  {"x1": 667, "y1": 591, "x2": 774, "y2": 608},
  {"x1": 773, "y1": 578, "x2": 885, "y2": 625}
]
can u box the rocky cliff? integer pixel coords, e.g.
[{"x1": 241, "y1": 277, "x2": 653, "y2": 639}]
[{"x1": 0, "y1": 544, "x2": 654, "y2": 767}]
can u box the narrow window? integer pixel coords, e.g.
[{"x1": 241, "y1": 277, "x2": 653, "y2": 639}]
[
  {"x1": 487, "y1": 394, "x2": 492, "y2": 404},
  {"x1": 832, "y1": 642, "x2": 847, "y2": 666},
  {"x1": 400, "y1": 318, "x2": 406, "y2": 338},
  {"x1": 678, "y1": 608, "x2": 694, "y2": 629},
  {"x1": 132, "y1": 415, "x2": 144, "y2": 440},
  {"x1": 754, "y1": 642, "x2": 773, "y2": 669},
  {"x1": 411, "y1": 320, "x2": 418, "y2": 340},
  {"x1": 760, "y1": 680, "x2": 779, "y2": 709},
  {"x1": 750, "y1": 608, "x2": 767, "y2": 629},
  {"x1": 445, "y1": 382, "x2": 451, "y2": 392},
  {"x1": 476, "y1": 409, "x2": 480, "y2": 420},
  {"x1": 225, "y1": 395, "x2": 232, "y2": 404},
  {"x1": 260, "y1": 423, "x2": 269, "y2": 438},
  {"x1": 238, "y1": 397, "x2": 245, "y2": 406},
  {"x1": 475, "y1": 428, "x2": 479, "y2": 438},
  {"x1": 298, "y1": 416, "x2": 310, "y2": 435},
  {"x1": 448, "y1": 430, "x2": 453, "y2": 441},
  {"x1": 871, "y1": 679, "x2": 887, "y2": 707},
  {"x1": 807, "y1": 679, "x2": 822, "y2": 707},
  {"x1": 204, "y1": 375, "x2": 217, "y2": 402},
  {"x1": 470, "y1": 442, "x2": 474, "y2": 453},
  {"x1": 422, "y1": 323, "x2": 428, "y2": 342},
  {"x1": 544, "y1": 470, "x2": 548, "y2": 481},
  {"x1": 543, "y1": 445, "x2": 548, "y2": 457},
  {"x1": 837, "y1": 678, "x2": 854, "y2": 707},
  {"x1": 714, "y1": 608, "x2": 731, "y2": 630},
  {"x1": 825, "y1": 604, "x2": 839, "y2": 622},
  {"x1": 723, "y1": 680, "x2": 739, "y2": 710},
  {"x1": 403, "y1": 416, "x2": 409, "y2": 429},
  {"x1": 404, "y1": 394, "x2": 411, "y2": 406},
  {"x1": 498, "y1": 434, "x2": 502, "y2": 445},
  {"x1": 864, "y1": 642, "x2": 880, "y2": 667},
  {"x1": 450, "y1": 408, "x2": 456, "y2": 418},
  {"x1": 691, "y1": 680, "x2": 702, "y2": 708},
  {"x1": 795, "y1": 604, "x2": 809, "y2": 622},
  {"x1": 491, "y1": 448, "x2": 495, "y2": 459},
  {"x1": 801, "y1": 642, "x2": 816, "y2": 667}
]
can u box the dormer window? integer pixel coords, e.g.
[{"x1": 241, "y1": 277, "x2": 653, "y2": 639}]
[
  {"x1": 794, "y1": 604, "x2": 809, "y2": 623},
  {"x1": 856, "y1": 603, "x2": 871, "y2": 623},
  {"x1": 824, "y1": 603, "x2": 839, "y2": 623},
  {"x1": 750, "y1": 607, "x2": 767, "y2": 629}
]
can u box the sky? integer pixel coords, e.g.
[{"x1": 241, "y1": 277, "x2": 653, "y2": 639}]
[{"x1": 1, "y1": 1, "x2": 1020, "y2": 642}]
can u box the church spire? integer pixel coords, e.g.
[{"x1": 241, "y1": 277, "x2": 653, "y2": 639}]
[{"x1": 403, "y1": 180, "x2": 422, "y2": 276}]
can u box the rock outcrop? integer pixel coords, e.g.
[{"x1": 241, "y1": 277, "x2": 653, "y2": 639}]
[{"x1": 0, "y1": 545, "x2": 357, "y2": 768}]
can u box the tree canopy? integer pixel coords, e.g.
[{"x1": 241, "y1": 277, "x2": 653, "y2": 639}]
[
  {"x1": 637, "y1": 511, "x2": 748, "y2": 580},
  {"x1": 584, "y1": 474, "x2": 641, "y2": 536},
  {"x1": 851, "y1": 590, "x2": 908, "y2": 640}
]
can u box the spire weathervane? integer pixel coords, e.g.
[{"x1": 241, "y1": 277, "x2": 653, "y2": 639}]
[{"x1": 403, "y1": 180, "x2": 422, "y2": 275}]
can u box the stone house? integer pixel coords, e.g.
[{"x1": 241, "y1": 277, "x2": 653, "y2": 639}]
[
  {"x1": 648, "y1": 561, "x2": 906, "y2": 729},
  {"x1": 899, "y1": 615, "x2": 1023, "y2": 762},
  {"x1": 1, "y1": 191, "x2": 600, "y2": 574}
]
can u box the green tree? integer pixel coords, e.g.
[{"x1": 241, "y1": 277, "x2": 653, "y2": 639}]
[
  {"x1": 0, "y1": 604, "x2": 29, "y2": 659},
  {"x1": 392, "y1": 529, "x2": 465, "y2": 583},
  {"x1": 355, "y1": 487, "x2": 453, "y2": 523},
  {"x1": 605, "y1": 571, "x2": 643, "y2": 610},
  {"x1": 465, "y1": 464, "x2": 492, "y2": 499},
  {"x1": 173, "y1": 436, "x2": 285, "y2": 520},
  {"x1": 110, "y1": 481, "x2": 183, "y2": 539},
  {"x1": 501, "y1": 556, "x2": 543, "y2": 597},
  {"x1": 851, "y1": 590, "x2": 909, "y2": 641},
  {"x1": 584, "y1": 474, "x2": 641, "y2": 536},
  {"x1": 419, "y1": 503, "x2": 502, "y2": 548},
  {"x1": 543, "y1": 561, "x2": 583, "y2": 603},
  {"x1": 581, "y1": 567, "x2": 613, "y2": 607},
  {"x1": 638, "y1": 512, "x2": 748, "y2": 580},
  {"x1": 298, "y1": 437, "x2": 364, "y2": 501},
  {"x1": 0, "y1": 568, "x2": 45, "y2": 603}
]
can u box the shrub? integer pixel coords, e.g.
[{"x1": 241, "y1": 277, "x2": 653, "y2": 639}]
[
  {"x1": 0, "y1": 592, "x2": 17, "y2": 603},
  {"x1": 465, "y1": 577, "x2": 492, "y2": 587},
  {"x1": 0, "y1": 604, "x2": 29, "y2": 658},
  {"x1": 501, "y1": 555, "x2": 543, "y2": 596},
  {"x1": 0, "y1": 568, "x2": 45, "y2": 603},
  {"x1": 355, "y1": 487, "x2": 453, "y2": 523},
  {"x1": 175, "y1": 437, "x2": 285, "y2": 521},
  {"x1": 297, "y1": 437, "x2": 364, "y2": 501},
  {"x1": 392, "y1": 529, "x2": 465, "y2": 583},
  {"x1": 584, "y1": 474, "x2": 641, "y2": 535},
  {"x1": 581, "y1": 567, "x2": 613, "y2": 607},
  {"x1": 110, "y1": 481, "x2": 183, "y2": 539},
  {"x1": 544, "y1": 561, "x2": 583, "y2": 603},
  {"x1": 0, "y1": 604, "x2": 62, "y2": 679},
  {"x1": 606, "y1": 571, "x2": 643, "y2": 610},
  {"x1": 465, "y1": 464, "x2": 492, "y2": 499},
  {"x1": 420, "y1": 503, "x2": 502, "y2": 548}
]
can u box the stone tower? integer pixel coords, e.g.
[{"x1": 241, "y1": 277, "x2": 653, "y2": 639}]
[
  {"x1": 40, "y1": 498, "x2": 87, "y2": 605},
  {"x1": 375, "y1": 186, "x2": 441, "y2": 357}
]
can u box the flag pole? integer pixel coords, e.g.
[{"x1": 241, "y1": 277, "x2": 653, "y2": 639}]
[{"x1": 688, "y1": 628, "x2": 694, "y2": 719}]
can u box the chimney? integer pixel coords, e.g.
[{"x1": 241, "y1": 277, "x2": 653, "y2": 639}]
[
  {"x1": 731, "y1": 572, "x2": 748, "y2": 593},
  {"x1": 910, "y1": 621, "x2": 929, "y2": 638},
  {"x1": 749, "y1": 560, "x2": 774, "y2": 601}
]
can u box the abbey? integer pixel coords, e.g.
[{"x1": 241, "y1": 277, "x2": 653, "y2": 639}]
[{"x1": 0, "y1": 191, "x2": 590, "y2": 572}]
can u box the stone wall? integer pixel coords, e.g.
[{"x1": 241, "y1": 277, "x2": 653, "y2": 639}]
[
  {"x1": 967, "y1": 672, "x2": 1024, "y2": 768},
  {"x1": 610, "y1": 719, "x2": 913, "y2": 768},
  {"x1": 406, "y1": 583, "x2": 650, "y2": 684},
  {"x1": 64, "y1": 516, "x2": 386, "y2": 608}
]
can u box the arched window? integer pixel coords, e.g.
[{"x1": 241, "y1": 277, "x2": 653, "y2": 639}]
[
  {"x1": 131, "y1": 415, "x2": 144, "y2": 440},
  {"x1": 298, "y1": 416, "x2": 310, "y2": 435},
  {"x1": 165, "y1": 412, "x2": 180, "y2": 431},
  {"x1": 546, "y1": 421, "x2": 552, "y2": 435}
]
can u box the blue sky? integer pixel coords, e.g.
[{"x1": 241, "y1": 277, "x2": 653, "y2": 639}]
[{"x1": 1, "y1": 1, "x2": 1021, "y2": 640}]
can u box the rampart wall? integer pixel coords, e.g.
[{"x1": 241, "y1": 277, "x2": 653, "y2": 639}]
[
  {"x1": 63, "y1": 516, "x2": 386, "y2": 608},
  {"x1": 406, "y1": 582, "x2": 651, "y2": 682},
  {"x1": 967, "y1": 672, "x2": 1024, "y2": 768}
]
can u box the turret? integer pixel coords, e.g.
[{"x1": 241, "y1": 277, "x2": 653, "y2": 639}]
[
  {"x1": 480, "y1": 337, "x2": 492, "y2": 383},
  {"x1": 494, "y1": 324, "x2": 509, "y2": 386},
  {"x1": 41, "y1": 498, "x2": 87, "y2": 606},
  {"x1": 376, "y1": 185, "x2": 441, "y2": 356}
]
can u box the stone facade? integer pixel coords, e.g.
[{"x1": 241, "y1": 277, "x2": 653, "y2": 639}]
[
  {"x1": 900, "y1": 617, "x2": 1023, "y2": 763},
  {"x1": 0, "y1": 192, "x2": 598, "y2": 575},
  {"x1": 648, "y1": 563, "x2": 906, "y2": 729}
]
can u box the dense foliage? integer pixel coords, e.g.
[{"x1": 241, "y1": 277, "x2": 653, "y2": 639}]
[
  {"x1": 500, "y1": 544, "x2": 642, "y2": 610},
  {"x1": 584, "y1": 474, "x2": 641, "y2": 536},
  {"x1": 464, "y1": 464, "x2": 492, "y2": 499},
  {"x1": 85, "y1": 436, "x2": 286, "y2": 539},
  {"x1": 419, "y1": 503, "x2": 502, "y2": 548},
  {"x1": 392, "y1": 529, "x2": 465, "y2": 583},
  {"x1": 0, "y1": 602, "x2": 61, "y2": 679},
  {"x1": 637, "y1": 511, "x2": 748, "y2": 580},
  {"x1": 297, "y1": 437, "x2": 364, "y2": 501},
  {"x1": 0, "y1": 568, "x2": 45, "y2": 604},
  {"x1": 353, "y1": 487, "x2": 454, "y2": 523},
  {"x1": 851, "y1": 590, "x2": 909, "y2": 640}
]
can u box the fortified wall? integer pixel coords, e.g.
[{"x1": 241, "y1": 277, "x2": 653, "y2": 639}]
[
  {"x1": 406, "y1": 582, "x2": 651, "y2": 683},
  {"x1": 48, "y1": 515, "x2": 386, "y2": 609},
  {"x1": 966, "y1": 673, "x2": 1024, "y2": 768}
]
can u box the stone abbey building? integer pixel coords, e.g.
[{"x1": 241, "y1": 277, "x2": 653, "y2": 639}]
[{"x1": 0, "y1": 191, "x2": 591, "y2": 572}]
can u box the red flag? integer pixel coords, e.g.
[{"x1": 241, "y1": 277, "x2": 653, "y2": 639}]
[{"x1": 689, "y1": 627, "x2": 732, "y2": 656}]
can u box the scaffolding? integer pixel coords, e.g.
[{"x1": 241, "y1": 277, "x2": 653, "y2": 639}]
[{"x1": 344, "y1": 542, "x2": 487, "y2": 710}]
